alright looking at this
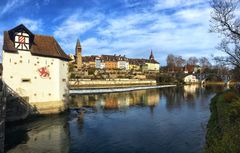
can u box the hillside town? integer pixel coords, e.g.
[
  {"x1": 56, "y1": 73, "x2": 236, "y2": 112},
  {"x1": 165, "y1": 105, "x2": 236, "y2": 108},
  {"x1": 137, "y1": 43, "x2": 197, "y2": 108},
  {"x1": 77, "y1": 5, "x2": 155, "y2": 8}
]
[
  {"x1": 2, "y1": 0, "x2": 240, "y2": 153},
  {"x1": 68, "y1": 39, "x2": 160, "y2": 81}
]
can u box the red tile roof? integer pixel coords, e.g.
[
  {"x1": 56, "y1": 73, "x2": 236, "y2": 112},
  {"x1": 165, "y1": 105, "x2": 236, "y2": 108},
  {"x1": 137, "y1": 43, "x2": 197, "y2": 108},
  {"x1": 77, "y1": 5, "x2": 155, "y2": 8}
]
[{"x1": 3, "y1": 24, "x2": 71, "y2": 61}]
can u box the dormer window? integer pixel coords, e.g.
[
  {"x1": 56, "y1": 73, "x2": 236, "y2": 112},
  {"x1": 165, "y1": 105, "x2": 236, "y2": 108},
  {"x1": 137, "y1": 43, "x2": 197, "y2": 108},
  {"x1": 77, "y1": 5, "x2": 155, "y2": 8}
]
[{"x1": 14, "y1": 32, "x2": 30, "y2": 50}]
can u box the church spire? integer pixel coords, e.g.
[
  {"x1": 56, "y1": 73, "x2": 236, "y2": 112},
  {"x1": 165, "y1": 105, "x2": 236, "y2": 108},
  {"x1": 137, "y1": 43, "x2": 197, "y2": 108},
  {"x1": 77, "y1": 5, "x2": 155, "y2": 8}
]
[
  {"x1": 75, "y1": 39, "x2": 81, "y2": 54},
  {"x1": 75, "y1": 39, "x2": 82, "y2": 69},
  {"x1": 149, "y1": 50, "x2": 154, "y2": 60}
]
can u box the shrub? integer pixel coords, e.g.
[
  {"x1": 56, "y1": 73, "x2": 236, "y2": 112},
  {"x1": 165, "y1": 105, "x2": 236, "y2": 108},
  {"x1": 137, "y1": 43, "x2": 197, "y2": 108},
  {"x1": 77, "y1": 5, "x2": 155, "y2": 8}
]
[{"x1": 223, "y1": 92, "x2": 239, "y2": 103}]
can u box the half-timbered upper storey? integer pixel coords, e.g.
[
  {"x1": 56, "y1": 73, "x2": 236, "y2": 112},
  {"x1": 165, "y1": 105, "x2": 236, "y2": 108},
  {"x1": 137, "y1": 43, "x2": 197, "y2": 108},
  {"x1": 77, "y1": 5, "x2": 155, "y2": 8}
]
[{"x1": 3, "y1": 24, "x2": 71, "y2": 61}]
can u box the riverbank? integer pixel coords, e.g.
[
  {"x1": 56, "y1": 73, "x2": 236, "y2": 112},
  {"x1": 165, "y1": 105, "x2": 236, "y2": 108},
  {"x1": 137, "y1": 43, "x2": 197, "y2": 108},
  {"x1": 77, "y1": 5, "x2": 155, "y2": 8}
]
[
  {"x1": 205, "y1": 89, "x2": 240, "y2": 153},
  {"x1": 69, "y1": 85, "x2": 176, "y2": 94},
  {"x1": 69, "y1": 79, "x2": 157, "y2": 89}
]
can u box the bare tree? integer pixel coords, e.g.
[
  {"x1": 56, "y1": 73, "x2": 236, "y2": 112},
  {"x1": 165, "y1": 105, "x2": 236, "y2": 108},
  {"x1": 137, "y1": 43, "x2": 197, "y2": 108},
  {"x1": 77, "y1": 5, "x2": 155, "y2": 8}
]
[
  {"x1": 210, "y1": 0, "x2": 240, "y2": 68},
  {"x1": 175, "y1": 56, "x2": 186, "y2": 67},
  {"x1": 199, "y1": 57, "x2": 212, "y2": 68},
  {"x1": 214, "y1": 56, "x2": 229, "y2": 74},
  {"x1": 166, "y1": 54, "x2": 176, "y2": 72},
  {"x1": 187, "y1": 57, "x2": 199, "y2": 65}
]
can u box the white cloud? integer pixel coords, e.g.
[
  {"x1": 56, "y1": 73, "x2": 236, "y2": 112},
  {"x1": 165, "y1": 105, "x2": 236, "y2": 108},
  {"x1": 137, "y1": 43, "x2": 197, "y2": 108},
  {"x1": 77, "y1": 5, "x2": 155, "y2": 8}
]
[
  {"x1": 153, "y1": 0, "x2": 205, "y2": 10},
  {"x1": 54, "y1": 12, "x2": 102, "y2": 52},
  {"x1": 94, "y1": 4, "x2": 218, "y2": 62},
  {"x1": 16, "y1": 18, "x2": 43, "y2": 32},
  {"x1": 124, "y1": 0, "x2": 141, "y2": 8},
  {"x1": 0, "y1": 0, "x2": 29, "y2": 16},
  {"x1": 53, "y1": 0, "x2": 219, "y2": 65}
]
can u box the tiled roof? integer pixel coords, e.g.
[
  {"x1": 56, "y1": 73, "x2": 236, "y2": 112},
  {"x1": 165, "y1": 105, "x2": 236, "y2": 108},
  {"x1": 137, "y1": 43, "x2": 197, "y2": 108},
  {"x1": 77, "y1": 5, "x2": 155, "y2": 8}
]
[
  {"x1": 82, "y1": 56, "x2": 97, "y2": 62},
  {"x1": 129, "y1": 58, "x2": 159, "y2": 64},
  {"x1": 3, "y1": 24, "x2": 71, "y2": 61}
]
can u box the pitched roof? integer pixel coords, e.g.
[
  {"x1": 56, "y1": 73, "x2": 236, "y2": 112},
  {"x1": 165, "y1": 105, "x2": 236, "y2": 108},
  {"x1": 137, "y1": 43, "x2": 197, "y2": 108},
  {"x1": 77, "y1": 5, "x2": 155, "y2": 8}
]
[
  {"x1": 129, "y1": 58, "x2": 145, "y2": 65},
  {"x1": 3, "y1": 24, "x2": 71, "y2": 61},
  {"x1": 149, "y1": 50, "x2": 155, "y2": 60},
  {"x1": 129, "y1": 58, "x2": 159, "y2": 64},
  {"x1": 82, "y1": 56, "x2": 97, "y2": 62},
  {"x1": 101, "y1": 54, "x2": 128, "y2": 62}
]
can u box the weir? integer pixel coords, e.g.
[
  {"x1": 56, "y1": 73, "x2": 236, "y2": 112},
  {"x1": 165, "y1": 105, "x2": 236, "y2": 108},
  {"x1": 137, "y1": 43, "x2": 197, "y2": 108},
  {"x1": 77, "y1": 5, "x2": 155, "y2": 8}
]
[{"x1": 70, "y1": 85, "x2": 176, "y2": 94}]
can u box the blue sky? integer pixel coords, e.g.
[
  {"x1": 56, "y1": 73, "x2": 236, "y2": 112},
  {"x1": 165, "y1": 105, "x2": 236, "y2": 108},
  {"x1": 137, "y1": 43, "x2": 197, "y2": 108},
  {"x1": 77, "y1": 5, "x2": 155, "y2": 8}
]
[{"x1": 0, "y1": 0, "x2": 221, "y2": 65}]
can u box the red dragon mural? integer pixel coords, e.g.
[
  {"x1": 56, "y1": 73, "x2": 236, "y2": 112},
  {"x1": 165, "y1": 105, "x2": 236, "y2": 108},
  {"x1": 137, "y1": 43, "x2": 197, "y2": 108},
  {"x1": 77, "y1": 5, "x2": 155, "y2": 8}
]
[{"x1": 38, "y1": 67, "x2": 50, "y2": 78}]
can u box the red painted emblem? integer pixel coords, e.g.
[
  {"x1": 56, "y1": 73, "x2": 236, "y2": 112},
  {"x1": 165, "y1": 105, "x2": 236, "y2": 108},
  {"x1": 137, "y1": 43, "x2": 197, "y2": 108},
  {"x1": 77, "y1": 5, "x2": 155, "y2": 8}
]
[
  {"x1": 19, "y1": 36, "x2": 25, "y2": 44},
  {"x1": 38, "y1": 67, "x2": 50, "y2": 78}
]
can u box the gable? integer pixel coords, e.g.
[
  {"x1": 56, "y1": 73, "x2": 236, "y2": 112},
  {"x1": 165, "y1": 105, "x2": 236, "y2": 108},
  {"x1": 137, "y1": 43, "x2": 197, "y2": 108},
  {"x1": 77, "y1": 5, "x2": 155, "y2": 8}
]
[
  {"x1": 3, "y1": 24, "x2": 71, "y2": 61},
  {"x1": 8, "y1": 24, "x2": 34, "y2": 51}
]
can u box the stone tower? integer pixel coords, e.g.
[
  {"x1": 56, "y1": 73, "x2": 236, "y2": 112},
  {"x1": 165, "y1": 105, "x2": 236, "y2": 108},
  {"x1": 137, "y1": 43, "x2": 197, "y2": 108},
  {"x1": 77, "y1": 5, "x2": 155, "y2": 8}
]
[
  {"x1": 75, "y1": 39, "x2": 82, "y2": 69},
  {"x1": 149, "y1": 50, "x2": 155, "y2": 60}
]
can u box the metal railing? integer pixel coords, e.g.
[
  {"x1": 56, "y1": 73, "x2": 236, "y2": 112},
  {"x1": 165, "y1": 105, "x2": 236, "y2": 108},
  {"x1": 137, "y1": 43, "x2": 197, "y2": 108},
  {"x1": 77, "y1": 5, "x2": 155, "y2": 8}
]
[{"x1": 2, "y1": 81, "x2": 29, "y2": 108}]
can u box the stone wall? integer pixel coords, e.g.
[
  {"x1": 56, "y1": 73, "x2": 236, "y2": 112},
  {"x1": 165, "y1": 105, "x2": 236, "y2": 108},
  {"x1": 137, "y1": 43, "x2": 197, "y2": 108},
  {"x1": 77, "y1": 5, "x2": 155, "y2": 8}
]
[{"x1": 69, "y1": 79, "x2": 157, "y2": 88}]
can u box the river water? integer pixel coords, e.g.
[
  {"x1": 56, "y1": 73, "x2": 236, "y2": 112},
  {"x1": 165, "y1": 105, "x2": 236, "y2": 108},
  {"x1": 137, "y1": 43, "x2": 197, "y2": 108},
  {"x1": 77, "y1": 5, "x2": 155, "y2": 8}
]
[{"x1": 4, "y1": 85, "x2": 224, "y2": 153}]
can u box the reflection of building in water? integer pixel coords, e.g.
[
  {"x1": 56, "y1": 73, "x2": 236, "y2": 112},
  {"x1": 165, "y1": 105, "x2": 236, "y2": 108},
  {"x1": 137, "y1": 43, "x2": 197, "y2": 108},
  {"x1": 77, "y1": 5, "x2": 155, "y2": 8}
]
[
  {"x1": 71, "y1": 95, "x2": 98, "y2": 108},
  {"x1": 7, "y1": 117, "x2": 69, "y2": 153},
  {"x1": 163, "y1": 86, "x2": 204, "y2": 111},
  {"x1": 145, "y1": 90, "x2": 160, "y2": 107},
  {"x1": 184, "y1": 85, "x2": 199, "y2": 94},
  {"x1": 70, "y1": 89, "x2": 160, "y2": 111},
  {"x1": 103, "y1": 94, "x2": 119, "y2": 110}
]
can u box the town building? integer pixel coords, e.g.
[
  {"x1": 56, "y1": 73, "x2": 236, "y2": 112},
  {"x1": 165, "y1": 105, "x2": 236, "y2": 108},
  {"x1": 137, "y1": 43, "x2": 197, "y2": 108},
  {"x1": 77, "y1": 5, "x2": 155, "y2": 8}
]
[
  {"x1": 101, "y1": 55, "x2": 118, "y2": 69},
  {"x1": 117, "y1": 55, "x2": 129, "y2": 70},
  {"x1": 142, "y1": 51, "x2": 160, "y2": 71},
  {"x1": 184, "y1": 65, "x2": 202, "y2": 74},
  {"x1": 183, "y1": 75, "x2": 199, "y2": 84},
  {"x1": 72, "y1": 40, "x2": 160, "y2": 72},
  {"x1": 82, "y1": 56, "x2": 97, "y2": 68},
  {"x1": 95, "y1": 56, "x2": 105, "y2": 69},
  {"x1": 128, "y1": 59, "x2": 144, "y2": 71},
  {"x1": 2, "y1": 24, "x2": 71, "y2": 114}
]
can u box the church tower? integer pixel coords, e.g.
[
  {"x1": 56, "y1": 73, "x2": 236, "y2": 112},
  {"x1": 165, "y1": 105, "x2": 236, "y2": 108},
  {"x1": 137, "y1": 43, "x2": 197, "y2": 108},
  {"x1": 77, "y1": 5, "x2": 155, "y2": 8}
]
[
  {"x1": 149, "y1": 50, "x2": 155, "y2": 60},
  {"x1": 75, "y1": 39, "x2": 82, "y2": 69}
]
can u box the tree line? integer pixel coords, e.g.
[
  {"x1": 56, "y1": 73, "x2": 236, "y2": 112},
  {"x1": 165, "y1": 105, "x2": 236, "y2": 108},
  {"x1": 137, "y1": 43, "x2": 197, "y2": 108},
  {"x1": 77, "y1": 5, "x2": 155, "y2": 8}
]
[{"x1": 166, "y1": 54, "x2": 212, "y2": 68}]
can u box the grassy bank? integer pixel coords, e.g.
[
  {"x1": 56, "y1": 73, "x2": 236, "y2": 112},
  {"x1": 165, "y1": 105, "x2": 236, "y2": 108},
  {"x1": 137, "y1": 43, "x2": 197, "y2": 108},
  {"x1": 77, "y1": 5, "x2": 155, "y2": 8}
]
[{"x1": 205, "y1": 89, "x2": 240, "y2": 153}]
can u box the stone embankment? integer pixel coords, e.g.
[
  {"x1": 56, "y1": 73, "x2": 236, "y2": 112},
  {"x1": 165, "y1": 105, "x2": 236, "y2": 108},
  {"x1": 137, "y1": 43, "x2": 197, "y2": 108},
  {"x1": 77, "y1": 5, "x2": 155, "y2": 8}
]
[
  {"x1": 69, "y1": 79, "x2": 157, "y2": 89},
  {"x1": 0, "y1": 81, "x2": 6, "y2": 153},
  {"x1": 70, "y1": 85, "x2": 176, "y2": 94}
]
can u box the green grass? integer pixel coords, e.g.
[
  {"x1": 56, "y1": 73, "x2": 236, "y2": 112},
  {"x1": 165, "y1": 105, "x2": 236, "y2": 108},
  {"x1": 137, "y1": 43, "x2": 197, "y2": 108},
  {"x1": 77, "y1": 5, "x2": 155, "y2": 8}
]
[{"x1": 205, "y1": 90, "x2": 240, "y2": 153}]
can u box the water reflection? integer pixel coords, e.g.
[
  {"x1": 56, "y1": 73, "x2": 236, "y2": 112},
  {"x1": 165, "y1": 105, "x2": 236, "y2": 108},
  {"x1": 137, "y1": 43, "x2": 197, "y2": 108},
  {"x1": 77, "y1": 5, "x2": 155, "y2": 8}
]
[
  {"x1": 5, "y1": 115, "x2": 69, "y2": 153},
  {"x1": 70, "y1": 85, "x2": 224, "y2": 113},
  {"x1": 70, "y1": 89, "x2": 160, "y2": 111},
  {"x1": 5, "y1": 85, "x2": 225, "y2": 153}
]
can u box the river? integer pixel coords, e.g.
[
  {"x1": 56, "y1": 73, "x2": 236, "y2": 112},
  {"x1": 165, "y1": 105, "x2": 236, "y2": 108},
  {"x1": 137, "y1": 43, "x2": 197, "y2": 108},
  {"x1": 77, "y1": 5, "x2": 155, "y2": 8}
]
[{"x1": 4, "y1": 85, "x2": 224, "y2": 153}]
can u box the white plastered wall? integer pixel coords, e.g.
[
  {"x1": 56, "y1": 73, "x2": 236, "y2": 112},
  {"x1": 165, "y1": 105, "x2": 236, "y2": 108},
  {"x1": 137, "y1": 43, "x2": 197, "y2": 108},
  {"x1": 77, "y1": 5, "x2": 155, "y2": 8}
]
[{"x1": 2, "y1": 50, "x2": 68, "y2": 103}]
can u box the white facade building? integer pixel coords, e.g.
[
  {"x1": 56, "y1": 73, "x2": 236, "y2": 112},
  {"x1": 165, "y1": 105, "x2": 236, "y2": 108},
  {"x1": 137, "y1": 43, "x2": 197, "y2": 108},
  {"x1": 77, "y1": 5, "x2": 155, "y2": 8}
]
[
  {"x1": 2, "y1": 24, "x2": 71, "y2": 114},
  {"x1": 183, "y1": 75, "x2": 199, "y2": 84},
  {"x1": 117, "y1": 60, "x2": 129, "y2": 70},
  {"x1": 95, "y1": 57, "x2": 105, "y2": 69}
]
